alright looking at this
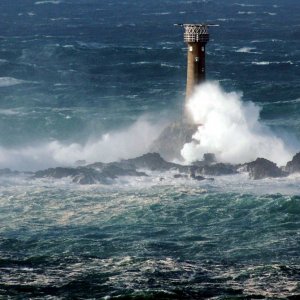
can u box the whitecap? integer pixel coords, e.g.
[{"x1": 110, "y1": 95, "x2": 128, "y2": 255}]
[
  {"x1": 234, "y1": 3, "x2": 260, "y2": 7},
  {"x1": 131, "y1": 61, "x2": 153, "y2": 65},
  {"x1": 0, "y1": 109, "x2": 22, "y2": 116},
  {"x1": 142, "y1": 12, "x2": 171, "y2": 16},
  {"x1": 160, "y1": 63, "x2": 180, "y2": 69},
  {"x1": 252, "y1": 61, "x2": 293, "y2": 65},
  {"x1": 262, "y1": 98, "x2": 300, "y2": 106},
  {"x1": 236, "y1": 47, "x2": 256, "y2": 53},
  {"x1": 252, "y1": 61, "x2": 270, "y2": 65},
  {"x1": 35, "y1": 0, "x2": 61, "y2": 4},
  {"x1": 238, "y1": 11, "x2": 256, "y2": 15},
  {"x1": 0, "y1": 77, "x2": 26, "y2": 87}
]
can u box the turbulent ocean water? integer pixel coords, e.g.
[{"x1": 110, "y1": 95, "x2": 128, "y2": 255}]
[{"x1": 0, "y1": 0, "x2": 300, "y2": 299}]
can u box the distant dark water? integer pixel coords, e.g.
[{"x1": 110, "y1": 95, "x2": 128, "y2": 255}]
[
  {"x1": 0, "y1": 0, "x2": 300, "y2": 299},
  {"x1": 0, "y1": 0, "x2": 299, "y2": 147}
]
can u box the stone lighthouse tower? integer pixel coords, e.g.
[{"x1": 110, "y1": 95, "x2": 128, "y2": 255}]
[
  {"x1": 176, "y1": 24, "x2": 211, "y2": 100},
  {"x1": 150, "y1": 24, "x2": 215, "y2": 160}
]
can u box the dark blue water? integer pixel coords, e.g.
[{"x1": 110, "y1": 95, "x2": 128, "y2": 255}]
[{"x1": 0, "y1": 0, "x2": 300, "y2": 299}]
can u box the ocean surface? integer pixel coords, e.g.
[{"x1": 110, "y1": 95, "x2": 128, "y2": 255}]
[{"x1": 0, "y1": 0, "x2": 300, "y2": 299}]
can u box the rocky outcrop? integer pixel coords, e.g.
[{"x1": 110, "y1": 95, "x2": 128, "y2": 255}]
[
  {"x1": 32, "y1": 152, "x2": 299, "y2": 184},
  {"x1": 35, "y1": 167, "x2": 81, "y2": 179},
  {"x1": 150, "y1": 120, "x2": 198, "y2": 161},
  {"x1": 33, "y1": 153, "x2": 221, "y2": 184},
  {"x1": 285, "y1": 152, "x2": 300, "y2": 174},
  {"x1": 192, "y1": 162, "x2": 238, "y2": 176},
  {"x1": 34, "y1": 165, "x2": 147, "y2": 185},
  {"x1": 244, "y1": 158, "x2": 287, "y2": 180},
  {"x1": 123, "y1": 153, "x2": 188, "y2": 172},
  {"x1": 89, "y1": 153, "x2": 189, "y2": 173}
]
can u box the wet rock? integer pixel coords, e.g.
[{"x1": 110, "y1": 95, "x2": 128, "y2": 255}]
[
  {"x1": 245, "y1": 158, "x2": 287, "y2": 180},
  {"x1": 203, "y1": 153, "x2": 216, "y2": 164},
  {"x1": 285, "y1": 152, "x2": 300, "y2": 174},
  {"x1": 189, "y1": 166, "x2": 205, "y2": 180},
  {"x1": 123, "y1": 152, "x2": 188, "y2": 172},
  {"x1": 150, "y1": 120, "x2": 198, "y2": 161},
  {"x1": 89, "y1": 154, "x2": 172, "y2": 173},
  {"x1": 100, "y1": 163, "x2": 147, "y2": 178},
  {"x1": 34, "y1": 167, "x2": 80, "y2": 179},
  {"x1": 34, "y1": 163, "x2": 148, "y2": 185},
  {"x1": 200, "y1": 163, "x2": 238, "y2": 176},
  {"x1": 191, "y1": 156, "x2": 238, "y2": 175},
  {"x1": 191, "y1": 174, "x2": 206, "y2": 181},
  {"x1": 173, "y1": 174, "x2": 188, "y2": 179},
  {"x1": 72, "y1": 168, "x2": 111, "y2": 185},
  {"x1": 34, "y1": 167, "x2": 107, "y2": 184}
]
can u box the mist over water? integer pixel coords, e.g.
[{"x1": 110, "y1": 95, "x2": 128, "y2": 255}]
[
  {"x1": 182, "y1": 82, "x2": 297, "y2": 166},
  {"x1": 0, "y1": 116, "x2": 164, "y2": 171},
  {"x1": 0, "y1": 81, "x2": 298, "y2": 171}
]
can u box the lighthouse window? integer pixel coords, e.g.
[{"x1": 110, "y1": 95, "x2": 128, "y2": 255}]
[
  {"x1": 202, "y1": 46, "x2": 205, "y2": 52},
  {"x1": 189, "y1": 46, "x2": 193, "y2": 52},
  {"x1": 195, "y1": 57, "x2": 199, "y2": 62}
]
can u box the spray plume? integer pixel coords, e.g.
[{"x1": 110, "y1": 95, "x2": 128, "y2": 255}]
[
  {"x1": 181, "y1": 82, "x2": 294, "y2": 166},
  {"x1": 0, "y1": 117, "x2": 163, "y2": 171}
]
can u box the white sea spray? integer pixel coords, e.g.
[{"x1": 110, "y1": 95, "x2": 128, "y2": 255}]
[
  {"x1": 181, "y1": 82, "x2": 295, "y2": 166},
  {"x1": 0, "y1": 116, "x2": 165, "y2": 171}
]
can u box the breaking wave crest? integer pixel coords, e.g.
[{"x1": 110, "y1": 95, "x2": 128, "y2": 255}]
[{"x1": 181, "y1": 82, "x2": 296, "y2": 166}]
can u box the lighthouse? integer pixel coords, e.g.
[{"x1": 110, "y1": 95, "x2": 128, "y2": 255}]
[
  {"x1": 150, "y1": 24, "x2": 216, "y2": 160},
  {"x1": 176, "y1": 24, "x2": 213, "y2": 100}
]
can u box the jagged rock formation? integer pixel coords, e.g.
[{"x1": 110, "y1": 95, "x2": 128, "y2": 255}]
[
  {"x1": 244, "y1": 158, "x2": 287, "y2": 180},
  {"x1": 150, "y1": 120, "x2": 198, "y2": 161},
  {"x1": 285, "y1": 152, "x2": 300, "y2": 174},
  {"x1": 34, "y1": 165, "x2": 147, "y2": 185},
  {"x1": 89, "y1": 153, "x2": 188, "y2": 173},
  {"x1": 33, "y1": 153, "x2": 224, "y2": 185},
  {"x1": 197, "y1": 163, "x2": 238, "y2": 176},
  {"x1": 30, "y1": 151, "x2": 300, "y2": 184}
]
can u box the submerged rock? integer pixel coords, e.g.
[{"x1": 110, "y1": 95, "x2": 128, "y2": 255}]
[
  {"x1": 244, "y1": 158, "x2": 287, "y2": 180},
  {"x1": 285, "y1": 152, "x2": 300, "y2": 174}
]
